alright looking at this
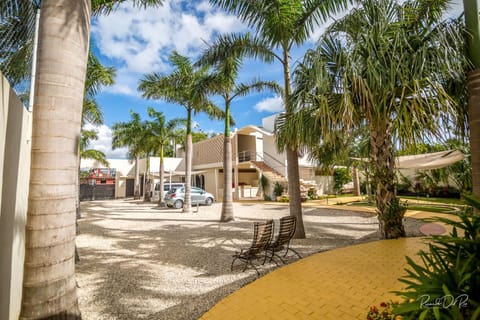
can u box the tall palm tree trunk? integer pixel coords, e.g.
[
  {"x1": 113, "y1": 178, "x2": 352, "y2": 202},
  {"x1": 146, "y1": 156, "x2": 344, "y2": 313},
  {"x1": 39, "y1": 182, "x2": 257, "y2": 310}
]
[
  {"x1": 463, "y1": 0, "x2": 480, "y2": 201},
  {"x1": 134, "y1": 154, "x2": 141, "y2": 199},
  {"x1": 370, "y1": 123, "x2": 406, "y2": 239},
  {"x1": 221, "y1": 102, "x2": 234, "y2": 221},
  {"x1": 144, "y1": 156, "x2": 151, "y2": 201},
  {"x1": 286, "y1": 149, "x2": 305, "y2": 238},
  {"x1": 282, "y1": 50, "x2": 305, "y2": 238},
  {"x1": 21, "y1": 0, "x2": 90, "y2": 318},
  {"x1": 468, "y1": 69, "x2": 480, "y2": 199},
  {"x1": 183, "y1": 109, "x2": 192, "y2": 213},
  {"x1": 158, "y1": 146, "x2": 166, "y2": 207}
]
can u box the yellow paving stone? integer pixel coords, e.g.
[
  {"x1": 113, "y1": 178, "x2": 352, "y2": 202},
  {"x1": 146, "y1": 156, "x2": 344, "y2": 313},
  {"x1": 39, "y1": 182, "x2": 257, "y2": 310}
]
[
  {"x1": 201, "y1": 237, "x2": 429, "y2": 320},
  {"x1": 201, "y1": 206, "x2": 458, "y2": 320}
]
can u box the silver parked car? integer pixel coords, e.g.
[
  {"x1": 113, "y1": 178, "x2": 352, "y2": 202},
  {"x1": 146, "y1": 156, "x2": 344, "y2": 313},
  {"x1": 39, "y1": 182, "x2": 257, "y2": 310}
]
[
  {"x1": 164, "y1": 186, "x2": 215, "y2": 209},
  {"x1": 151, "y1": 182, "x2": 184, "y2": 202}
]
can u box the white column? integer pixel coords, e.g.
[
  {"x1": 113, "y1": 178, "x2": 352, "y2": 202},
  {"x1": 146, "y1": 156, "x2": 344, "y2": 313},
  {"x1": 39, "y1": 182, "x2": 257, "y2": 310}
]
[{"x1": 234, "y1": 134, "x2": 239, "y2": 200}]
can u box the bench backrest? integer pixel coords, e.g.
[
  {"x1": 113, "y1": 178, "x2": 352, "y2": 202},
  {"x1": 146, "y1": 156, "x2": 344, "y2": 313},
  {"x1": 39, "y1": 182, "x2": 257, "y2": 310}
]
[
  {"x1": 251, "y1": 220, "x2": 274, "y2": 254},
  {"x1": 274, "y1": 215, "x2": 296, "y2": 246}
]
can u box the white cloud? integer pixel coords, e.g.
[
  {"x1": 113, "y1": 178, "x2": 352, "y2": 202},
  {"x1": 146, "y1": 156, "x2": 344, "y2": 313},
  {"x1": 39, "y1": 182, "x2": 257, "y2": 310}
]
[
  {"x1": 91, "y1": 0, "x2": 247, "y2": 97},
  {"x1": 204, "y1": 11, "x2": 245, "y2": 34},
  {"x1": 254, "y1": 96, "x2": 284, "y2": 113},
  {"x1": 83, "y1": 123, "x2": 128, "y2": 159},
  {"x1": 104, "y1": 68, "x2": 142, "y2": 96},
  {"x1": 196, "y1": 1, "x2": 213, "y2": 13}
]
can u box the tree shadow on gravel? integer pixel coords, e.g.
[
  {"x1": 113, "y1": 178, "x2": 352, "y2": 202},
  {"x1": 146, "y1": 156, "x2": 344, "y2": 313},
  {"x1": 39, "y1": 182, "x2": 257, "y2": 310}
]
[{"x1": 76, "y1": 200, "x2": 420, "y2": 320}]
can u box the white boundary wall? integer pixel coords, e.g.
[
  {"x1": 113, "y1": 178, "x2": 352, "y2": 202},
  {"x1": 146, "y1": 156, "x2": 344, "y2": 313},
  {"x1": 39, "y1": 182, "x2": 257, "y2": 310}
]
[{"x1": 0, "y1": 74, "x2": 32, "y2": 320}]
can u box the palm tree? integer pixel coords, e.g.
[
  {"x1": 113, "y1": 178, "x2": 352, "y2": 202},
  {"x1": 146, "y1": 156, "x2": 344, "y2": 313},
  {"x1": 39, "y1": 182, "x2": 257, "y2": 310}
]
[
  {"x1": 145, "y1": 107, "x2": 186, "y2": 206},
  {"x1": 19, "y1": 2, "x2": 91, "y2": 318},
  {"x1": 15, "y1": 1, "x2": 162, "y2": 318},
  {"x1": 112, "y1": 111, "x2": 148, "y2": 199},
  {"x1": 138, "y1": 52, "x2": 224, "y2": 213},
  {"x1": 197, "y1": 53, "x2": 281, "y2": 222},
  {"x1": 463, "y1": 0, "x2": 480, "y2": 200},
  {"x1": 203, "y1": 0, "x2": 351, "y2": 238},
  {"x1": 285, "y1": 0, "x2": 467, "y2": 238}
]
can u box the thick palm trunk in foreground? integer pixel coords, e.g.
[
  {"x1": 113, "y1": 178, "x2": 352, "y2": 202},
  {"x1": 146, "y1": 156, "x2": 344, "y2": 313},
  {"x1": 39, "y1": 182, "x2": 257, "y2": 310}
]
[
  {"x1": 21, "y1": 0, "x2": 90, "y2": 318},
  {"x1": 370, "y1": 124, "x2": 405, "y2": 239}
]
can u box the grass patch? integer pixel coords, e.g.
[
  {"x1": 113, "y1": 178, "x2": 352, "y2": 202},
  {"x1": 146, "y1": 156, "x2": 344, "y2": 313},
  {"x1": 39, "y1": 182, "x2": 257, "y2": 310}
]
[
  {"x1": 400, "y1": 195, "x2": 463, "y2": 205},
  {"x1": 336, "y1": 193, "x2": 355, "y2": 197},
  {"x1": 342, "y1": 200, "x2": 460, "y2": 214},
  {"x1": 405, "y1": 205, "x2": 454, "y2": 214}
]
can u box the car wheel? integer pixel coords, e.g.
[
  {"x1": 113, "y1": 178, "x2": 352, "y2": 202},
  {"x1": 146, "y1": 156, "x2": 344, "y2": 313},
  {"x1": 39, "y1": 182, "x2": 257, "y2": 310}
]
[
  {"x1": 205, "y1": 197, "x2": 213, "y2": 206},
  {"x1": 174, "y1": 200, "x2": 183, "y2": 209}
]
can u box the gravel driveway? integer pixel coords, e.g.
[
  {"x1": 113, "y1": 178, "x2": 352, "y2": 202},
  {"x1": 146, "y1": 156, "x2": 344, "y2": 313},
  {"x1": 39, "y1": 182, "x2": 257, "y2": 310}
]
[{"x1": 76, "y1": 199, "x2": 423, "y2": 320}]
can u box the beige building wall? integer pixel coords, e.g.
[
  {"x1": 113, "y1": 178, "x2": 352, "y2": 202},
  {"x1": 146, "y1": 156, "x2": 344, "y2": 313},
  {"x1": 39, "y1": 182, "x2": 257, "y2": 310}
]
[
  {"x1": 262, "y1": 134, "x2": 286, "y2": 176},
  {"x1": 237, "y1": 134, "x2": 256, "y2": 156},
  {"x1": 0, "y1": 74, "x2": 32, "y2": 320},
  {"x1": 203, "y1": 170, "x2": 218, "y2": 199},
  {"x1": 192, "y1": 134, "x2": 224, "y2": 166}
]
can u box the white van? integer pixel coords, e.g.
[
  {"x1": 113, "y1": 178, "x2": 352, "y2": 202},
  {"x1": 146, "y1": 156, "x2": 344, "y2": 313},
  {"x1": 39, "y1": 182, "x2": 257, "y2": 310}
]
[{"x1": 151, "y1": 182, "x2": 184, "y2": 202}]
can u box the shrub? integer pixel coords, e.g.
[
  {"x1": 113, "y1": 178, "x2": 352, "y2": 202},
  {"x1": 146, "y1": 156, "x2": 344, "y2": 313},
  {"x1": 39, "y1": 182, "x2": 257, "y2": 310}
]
[
  {"x1": 273, "y1": 182, "x2": 284, "y2": 198},
  {"x1": 393, "y1": 194, "x2": 480, "y2": 319},
  {"x1": 258, "y1": 174, "x2": 269, "y2": 200},
  {"x1": 396, "y1": 173, "x2": 413, "y2": 195}
]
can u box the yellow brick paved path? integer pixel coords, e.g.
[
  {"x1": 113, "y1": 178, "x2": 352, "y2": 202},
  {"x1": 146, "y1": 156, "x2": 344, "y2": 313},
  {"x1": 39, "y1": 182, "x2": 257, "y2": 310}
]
[
  {"x1": 200, "y1": 237, "x2": 428, "y2": 320},
  {"x1": 200, "y1": 198, "x2": 455, "y2": 320}
]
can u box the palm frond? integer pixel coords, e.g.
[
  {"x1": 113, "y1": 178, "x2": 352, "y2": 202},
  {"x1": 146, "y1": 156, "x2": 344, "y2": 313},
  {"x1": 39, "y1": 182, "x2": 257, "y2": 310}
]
[
  {"x1": 81, "y1": 149, "x2": 109, "y2": 167},
  {"x1": 92, "y1": 0, "x2": 163, "y2": 16},
  {"x1": 197, "y1": 33, "x2": 279, "y2": 66},
  {"x1": 293, "y1": 0, "x2": 352, "y2": 46},
  {"x1": 85, "y1": 50, "x2": 116, "y2": 99},
  {"x1": 232, "y1": 79, "x2": 283, "y2": 100}
]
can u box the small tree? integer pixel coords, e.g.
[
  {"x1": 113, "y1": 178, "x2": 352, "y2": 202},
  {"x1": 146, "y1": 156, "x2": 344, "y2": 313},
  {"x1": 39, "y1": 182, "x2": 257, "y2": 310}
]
[
  {"x1": 333, "y1": 168, "x2": 351, "y2": 194},
  {"x1": 273, "y1": 182, "x2": 285, "y2": 198},
  {"x1": 112, "y1": 111, "x2": 148, "y2": 199},
  {"x1": 144, "y1": 107, "x2": 185, "y2": 206}
]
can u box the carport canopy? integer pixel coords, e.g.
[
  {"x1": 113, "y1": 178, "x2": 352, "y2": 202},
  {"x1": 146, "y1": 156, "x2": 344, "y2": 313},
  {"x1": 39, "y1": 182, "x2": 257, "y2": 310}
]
[{"x1": 352, "y1": 150, "x2": 465, "y2": 170}]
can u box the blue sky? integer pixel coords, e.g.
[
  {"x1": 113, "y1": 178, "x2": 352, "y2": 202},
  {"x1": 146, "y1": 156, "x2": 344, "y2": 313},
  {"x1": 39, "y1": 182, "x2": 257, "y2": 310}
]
[{"x1": 87, "y1": 0, "x2": 463, "y2": 158}]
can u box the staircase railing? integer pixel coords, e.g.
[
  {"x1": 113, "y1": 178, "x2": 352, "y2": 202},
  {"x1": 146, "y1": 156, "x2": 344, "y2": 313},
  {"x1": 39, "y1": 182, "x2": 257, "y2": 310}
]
[{"x1": 238, "y1": 150, "x2": 286, "y2": 178}]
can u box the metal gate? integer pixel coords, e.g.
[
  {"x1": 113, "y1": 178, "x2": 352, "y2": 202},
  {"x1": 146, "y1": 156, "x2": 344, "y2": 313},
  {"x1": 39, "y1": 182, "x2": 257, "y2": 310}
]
[{"x1": 80, "y1": 184, "x2": 115, "y2": 201}]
